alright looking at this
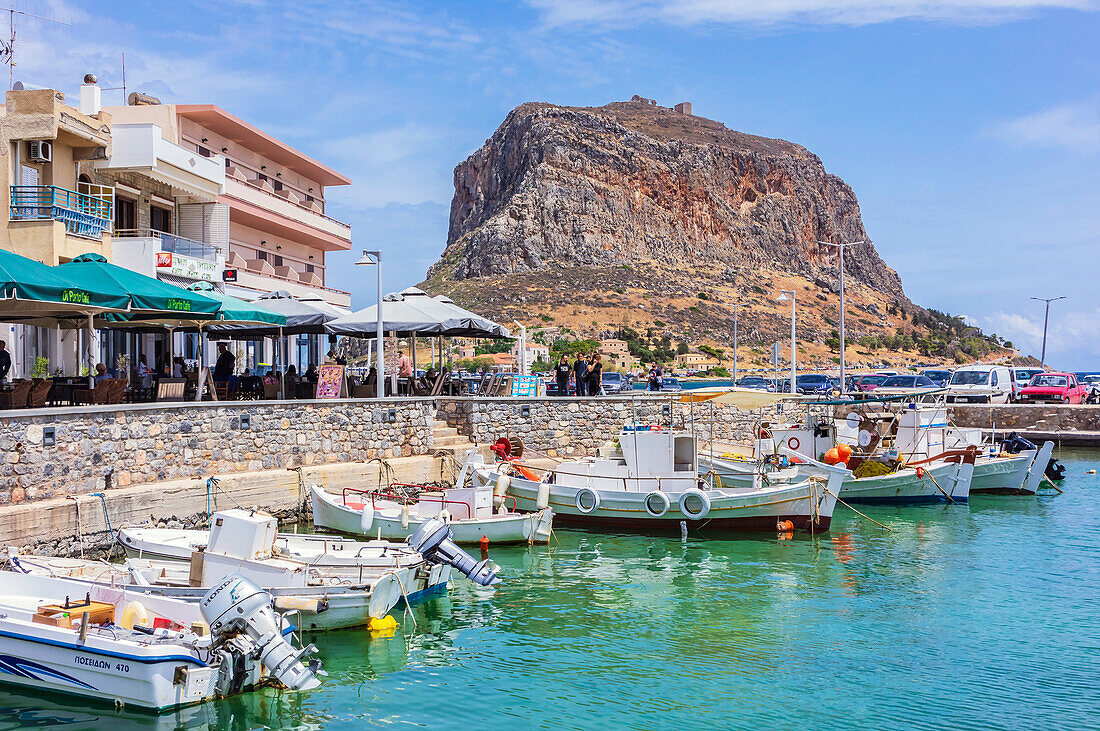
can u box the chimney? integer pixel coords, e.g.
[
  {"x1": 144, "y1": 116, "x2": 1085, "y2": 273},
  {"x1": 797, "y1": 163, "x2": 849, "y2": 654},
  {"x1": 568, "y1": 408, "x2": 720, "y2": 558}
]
[{"x1": 80, "y1": 74, "x2": 101, "y2": 116}]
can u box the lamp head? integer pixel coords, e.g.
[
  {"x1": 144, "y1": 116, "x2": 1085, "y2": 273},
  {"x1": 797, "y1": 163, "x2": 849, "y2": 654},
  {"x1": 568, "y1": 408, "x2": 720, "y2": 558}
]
[
  {"x1": 777, "y1": 293, "x2": 790, "y2": 303},
  {"x1": 356, "y1": 250, "x2": 378, "y2": 266}
]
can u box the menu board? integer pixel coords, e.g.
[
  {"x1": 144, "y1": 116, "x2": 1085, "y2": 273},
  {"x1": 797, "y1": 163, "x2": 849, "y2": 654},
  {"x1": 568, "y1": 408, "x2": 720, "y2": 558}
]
[
  {"x1": 511, "y1": 375, "x2": 538, "y2": 398},
  {"x1": 315, "y1": 365, "x2": 346, "y2": 399}
]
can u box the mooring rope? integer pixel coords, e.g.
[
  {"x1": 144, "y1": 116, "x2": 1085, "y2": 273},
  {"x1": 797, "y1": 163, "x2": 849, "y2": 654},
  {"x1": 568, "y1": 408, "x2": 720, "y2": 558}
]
[{"x1": 823, "y1": 486, "x2": 894, "y2": 531}]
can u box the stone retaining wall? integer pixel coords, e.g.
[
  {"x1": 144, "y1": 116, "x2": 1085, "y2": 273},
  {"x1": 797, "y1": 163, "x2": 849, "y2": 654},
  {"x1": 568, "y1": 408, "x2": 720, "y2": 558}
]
[
  {"x1": 0, "y1": 399, "x2": 436, "y2": 505},
  {"x1": 947, "y1": 404, "x2": 1100, "y2": 433},
  {"x1": 435, "y1": 396, "x2": 799, "y2": 456}
]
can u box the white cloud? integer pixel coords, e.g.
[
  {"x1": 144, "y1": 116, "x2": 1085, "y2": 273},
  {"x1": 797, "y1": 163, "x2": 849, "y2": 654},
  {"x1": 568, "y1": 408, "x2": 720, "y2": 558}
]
[
  {"x1": 526, "y1": 0, "x2": 1098, "y2": 27},
  {"x1": 976, "y1": 308, "x2": 1100, "y2": 367},
  {"x1": 991, "y1": 100, "x2": 1100, "y2": 155}
]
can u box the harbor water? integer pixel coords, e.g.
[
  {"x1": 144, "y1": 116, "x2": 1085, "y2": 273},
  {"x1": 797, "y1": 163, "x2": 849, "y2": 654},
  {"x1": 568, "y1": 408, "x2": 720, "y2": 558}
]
[{"x1": 2, "y1": 451, "x2": 1097, "y2": 730}]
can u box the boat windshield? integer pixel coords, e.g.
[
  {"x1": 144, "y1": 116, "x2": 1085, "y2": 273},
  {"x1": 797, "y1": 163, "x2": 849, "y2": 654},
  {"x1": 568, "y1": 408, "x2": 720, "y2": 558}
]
[
  {"x1": 1031, "y1": 375, "x2": 1068, "y2": 387},
  {"x1": 951, "y1": 371, "x2": 989, "y2": 385}
]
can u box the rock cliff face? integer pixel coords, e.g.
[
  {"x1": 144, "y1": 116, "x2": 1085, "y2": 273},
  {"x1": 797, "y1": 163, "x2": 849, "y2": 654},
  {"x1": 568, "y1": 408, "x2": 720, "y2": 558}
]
[{"x1": 429, "y1": 100, "x2": 905, "y2": 301}]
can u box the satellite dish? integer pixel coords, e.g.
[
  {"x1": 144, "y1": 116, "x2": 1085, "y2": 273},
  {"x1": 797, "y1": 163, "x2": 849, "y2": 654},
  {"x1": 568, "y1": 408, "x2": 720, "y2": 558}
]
[
  {"x1": 845, "y1": 412, "x2": 861, "y2": 430},
  {"x1": 857, "y1": 430, "x2": 873, "y2": 447}
]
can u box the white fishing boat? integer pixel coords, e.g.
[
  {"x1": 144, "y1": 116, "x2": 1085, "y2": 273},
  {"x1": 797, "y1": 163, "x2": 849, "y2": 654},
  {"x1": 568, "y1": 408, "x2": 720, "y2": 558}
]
[
  {"x1": 16, "y1": 509, "x2": 501, "y2": 631},
  {"x1": 310, "y1": 482, "x2": 554, "y2": 545},
  {"x1": 473, "y1": 426, "x2": 847, "y2": 533},
  {"x1": 0, "y1": 571, "x2": 318, "y2": 711}
]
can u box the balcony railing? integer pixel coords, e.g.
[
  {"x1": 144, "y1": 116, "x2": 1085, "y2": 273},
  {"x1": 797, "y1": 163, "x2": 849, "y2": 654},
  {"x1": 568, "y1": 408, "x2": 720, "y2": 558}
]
[
  {"x1": 115, "y1": 228, "x2": 222, "y2": 262},
  {"x1": 10, "y1": 185, "x2": 113, "y2": 240}
]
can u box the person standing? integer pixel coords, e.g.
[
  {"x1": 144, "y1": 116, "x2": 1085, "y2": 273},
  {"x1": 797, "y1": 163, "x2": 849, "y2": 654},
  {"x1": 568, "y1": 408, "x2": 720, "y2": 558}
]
[
  {"x1": 213, "y1": 344, "x2": 235, "y2": 382},
  {"x1": 572, "y1": 353, "x2": 588, "y2": 397},
  {"x1": 555, "y1": 354, "x2": 571, "y2": 396},
  {"x1": 589, "y1": 355, "x2": 604, "y2": 396},
  {"x1": 0, "y1": 340, "x2": 10, "y2": 384},
  {"x1": 647, "y1": 363, "x2": 661, "y2": 391}
]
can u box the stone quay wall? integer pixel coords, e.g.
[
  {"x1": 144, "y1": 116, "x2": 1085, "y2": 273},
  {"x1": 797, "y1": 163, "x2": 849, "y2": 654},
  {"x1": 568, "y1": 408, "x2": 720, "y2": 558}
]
[
  {"x1": 0, "y1": 399, "x2": 437, "y2": 505},
  {"x1": 946, "y1": 404, "x2": 1100, "y2": 434},
  {"x1": 435, "y1": 396, "x2": 798, "y2": 457}
]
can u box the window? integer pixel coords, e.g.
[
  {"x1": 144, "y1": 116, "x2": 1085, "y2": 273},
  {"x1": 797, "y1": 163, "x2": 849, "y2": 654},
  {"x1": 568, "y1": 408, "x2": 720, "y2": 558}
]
[
  {"x1": 225, "y1": 158, "x2": 232, "y2": 168},
  {"x1": 990, "y1": 371, "x2": 998, "y2": 386},
  {"x1": 273, "y1": 180, "x2": 283, "y2": 191},
  {"x1": 115, "y1": 197, "x2": 136, "y2": 230},
  {"x1": 305, "y1": 264, "x2": 315, "y2": 273},
  {"x1": 273, "y1": 255, "x2": 284, "y2": 267},
  {"x1": 258, "y1": 173, "x2": 268, "y2": 182},
  {"x1": 197, "y1": 146, "x2": 212, "y2": 157},
  {"x1": 256, "y1": 251, "x2": 267, "y2": 262},
  {"x1": 151, "y1": 206, "x2": 171, "y2": 233}
]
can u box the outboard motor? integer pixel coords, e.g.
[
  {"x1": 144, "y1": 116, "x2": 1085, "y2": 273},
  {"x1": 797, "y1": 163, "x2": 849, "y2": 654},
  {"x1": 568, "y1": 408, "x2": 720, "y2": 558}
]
[
  {"x1": 1046, "y1": 457, "x2": 1066, "y2": 481},
  {"x1": 409, "y1": 518, "x2": 501, "y2": 586},
  {"x1": 200, "y1": 575, "x2": 320, "y2": 691},
  {"x1": 1002, "y1": 432, "x2": 1037, "y2": 454}
]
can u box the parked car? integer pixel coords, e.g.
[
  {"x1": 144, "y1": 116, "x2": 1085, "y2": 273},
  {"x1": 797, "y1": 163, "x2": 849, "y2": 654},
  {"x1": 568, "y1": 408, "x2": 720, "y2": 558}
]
[
  {"x1": 946, "y1": 365, "x2": 1014, "y2": 403},
  {"x1": 544, "y1": 378, "x2": 575, "y2": 396},
  {"x1": 1078, "y1": 374, "x2": 1100, "y2": 403},
  {"x1": 849, "y1": 374, "x2": 888, "y2": 392},
  {"x1": 1013, "y1": 368, "x2": 1045, "y2": 401},
  {"x1": 736, "y1": 376, "x2": 772, "y2": 391},
  {"x1": 795, "y1": 374, "x2": 832, "y2": 394},
  {"x1": 601, "y1": 371, "x2": 631, "y2": 394},
  {"x1": 1018, "y1": 372, "x2": 1088, "y2": 404},
  {"x1": 659, "y1": 377, "x2": 683, "y2": 392},
  {"x1": 920, "y1": 369, "x2": 953, "y2": 387},
  {"x1": 879, "y1": 375, "x2": 938, "y2": 390}
]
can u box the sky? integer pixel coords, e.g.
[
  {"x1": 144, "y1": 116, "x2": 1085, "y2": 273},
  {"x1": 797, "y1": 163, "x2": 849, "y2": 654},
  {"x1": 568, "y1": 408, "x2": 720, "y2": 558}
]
[{"x1": 13, "y1": 0, "x2": 1100, "y2": 367}]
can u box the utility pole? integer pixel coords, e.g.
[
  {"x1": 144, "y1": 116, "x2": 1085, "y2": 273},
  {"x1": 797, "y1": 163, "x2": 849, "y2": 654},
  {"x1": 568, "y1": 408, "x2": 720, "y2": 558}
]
[
  {"x1": 1029, "y1": 296, "x2": 1065, "y2": 367},
  {"x1": 731, "y1": 301, "x2": 744, "y2": 385},
  {"x1": 817, "y1": 240, "x2": 867, "y2": 394},
  {"x1": 778, "y1": 290, "x2": 796, "y2": 394}
]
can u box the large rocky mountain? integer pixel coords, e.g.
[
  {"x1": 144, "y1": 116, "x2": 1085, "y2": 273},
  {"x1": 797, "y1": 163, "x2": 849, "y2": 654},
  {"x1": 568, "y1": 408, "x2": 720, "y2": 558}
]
[{"x1": 421, "y1": 99, "x2": 994, "y2": 366}]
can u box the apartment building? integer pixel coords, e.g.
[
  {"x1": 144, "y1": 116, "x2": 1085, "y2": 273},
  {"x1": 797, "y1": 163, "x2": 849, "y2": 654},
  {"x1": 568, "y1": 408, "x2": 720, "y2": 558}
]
[{"x1": 0, "y1": 80, "x2": 115, "y2": 376}]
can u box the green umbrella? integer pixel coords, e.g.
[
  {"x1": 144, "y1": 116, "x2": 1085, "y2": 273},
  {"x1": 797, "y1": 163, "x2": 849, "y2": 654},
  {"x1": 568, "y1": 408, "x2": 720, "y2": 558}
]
[
  {"x1": 57, "y1": 253, "x2": 220, "y2": 317},
  {"x1": 0, "y1": 247, "x2": 129, "y2": 318}
]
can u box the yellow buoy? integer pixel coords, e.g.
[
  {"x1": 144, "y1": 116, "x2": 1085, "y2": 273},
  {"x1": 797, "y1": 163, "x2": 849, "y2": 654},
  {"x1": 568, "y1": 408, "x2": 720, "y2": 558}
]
[{"x1": 367, "y1": 615, "x2": 398, "y2": 635}]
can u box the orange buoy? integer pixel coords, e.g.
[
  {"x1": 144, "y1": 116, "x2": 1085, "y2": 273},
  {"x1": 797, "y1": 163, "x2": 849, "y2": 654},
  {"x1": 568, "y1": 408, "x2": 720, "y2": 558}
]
[
  {"x1": 837, "y1": 443, "x2": 853, "y2": 461},
  {"x1": 915, "y1": 466, "x2": 925, "y2": 479},
  {"x1": 823, "y1": 448, "x2": 840, "y2": 465},
  {"x1": 777, "y1": 519, "x2": 794, "y2": 532},
  {"x1": 480, "y1": 535, "x2": 489, "y2": 559}
]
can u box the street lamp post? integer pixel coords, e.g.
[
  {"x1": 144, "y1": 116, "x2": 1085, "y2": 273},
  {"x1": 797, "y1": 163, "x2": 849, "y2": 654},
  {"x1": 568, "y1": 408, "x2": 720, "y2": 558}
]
[
  {"x1": 777, "y1": 290, "x2": 796, "y2": 394},
  {"x1": 1029, "y1": 295, "x2": 1066, "y2": 367},
  {"x1": 731, "y1": 301, "x2": 745, "y2": 385},
  {"x1": 356, "y1": 250, "x2": 384, "y2": 399},
  {"x1": 817, "y1": 240, "x2": 866, "y2": 394}
]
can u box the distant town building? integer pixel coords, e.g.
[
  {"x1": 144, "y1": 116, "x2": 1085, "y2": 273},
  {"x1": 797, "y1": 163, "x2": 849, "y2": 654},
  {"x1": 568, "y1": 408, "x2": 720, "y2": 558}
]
[
  {"x1": 676, "y1": 352, "x2": 720, "y2": 370},
  {"x1": 674, "y1": 102, "x2": 693, "y2": 116}
]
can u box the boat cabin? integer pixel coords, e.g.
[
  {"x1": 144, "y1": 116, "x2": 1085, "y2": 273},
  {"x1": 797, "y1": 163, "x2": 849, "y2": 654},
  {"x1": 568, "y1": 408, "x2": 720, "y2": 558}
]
[{"x1": 554, "y1": 427, "x2": 699, "y2": 492}]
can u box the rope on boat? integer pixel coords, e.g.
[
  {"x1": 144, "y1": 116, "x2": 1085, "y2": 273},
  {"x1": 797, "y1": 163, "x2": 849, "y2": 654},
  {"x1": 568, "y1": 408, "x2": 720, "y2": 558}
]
[
  {"x1": 69, "y1": 496, "x2": 86, "y2": 559},
  {"x1": 823, "y1": 486, "x2": 894, "y2": 531},
  {"x1": 91, "y1": 492, "x2": 116, "y2": 546},
  {"x1": 922, "y1": 470, "x2": 955, "y2": 503},
  {"x1": 383, "y1": 570, "x2": 417, "y2": 629}
]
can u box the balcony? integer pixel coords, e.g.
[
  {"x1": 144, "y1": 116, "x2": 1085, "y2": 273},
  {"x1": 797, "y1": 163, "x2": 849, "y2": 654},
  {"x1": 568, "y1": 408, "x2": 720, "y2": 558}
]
[
  {"x1": 97, "y1": 124, "x2": 225, "y2": 201},
  {"x1": 10, "y1": 185, "x2": 112, "y2": 240},
  {"x1": 112, "y1": 229, "x2": 225, "y2": 282},
  {"x1": 223, "y1": 177, "x2": 352, "y2": 252},
  {"x1": 116, "y1": 229, "x2": 221, "y2": 262}
]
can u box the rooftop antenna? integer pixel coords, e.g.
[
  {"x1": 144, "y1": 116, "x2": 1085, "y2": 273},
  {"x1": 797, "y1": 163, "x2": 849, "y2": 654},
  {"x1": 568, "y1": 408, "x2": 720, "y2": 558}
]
[
  {"x1": 2, "y1": 4, "x2": 72, "y2": 91},
  {"x1": 102, "y1": 53, "x2": 126, "y2": 102}
]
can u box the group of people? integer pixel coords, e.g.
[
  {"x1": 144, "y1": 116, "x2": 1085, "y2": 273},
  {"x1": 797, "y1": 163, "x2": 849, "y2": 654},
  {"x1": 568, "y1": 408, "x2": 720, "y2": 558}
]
[{"x1": 555, "y1": 353, "x2": 605, "y2": 396}]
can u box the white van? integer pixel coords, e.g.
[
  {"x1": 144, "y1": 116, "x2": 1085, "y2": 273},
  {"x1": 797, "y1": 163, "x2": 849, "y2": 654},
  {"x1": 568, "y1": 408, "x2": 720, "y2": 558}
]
[{"x1": 946, "y1": 364, "x2": 1014, "y2": 403}]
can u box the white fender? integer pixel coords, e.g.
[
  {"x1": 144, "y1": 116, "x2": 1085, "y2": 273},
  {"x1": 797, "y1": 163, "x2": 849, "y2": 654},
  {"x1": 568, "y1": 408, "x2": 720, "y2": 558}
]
[
  {"x1": 644, "y1": 491, "x2": 670, "y2": 518},
  {"x1": 678, "y1": 488, "x2": 711, "y2": 519},
  {"x1": 400, "y1": 503, "x2": 410, "y2": 529},
  {"x1": 575, "y1": 487, "x2": 600, "y2": 514},
  {"x1": 494, "y1": 472, "x2": 511, "y2": 508},
  {"x1": 359, "y1": 503, "x2": 374, "y2": 532},
  {"x1": 536, "y1": 479, "x2": 551, "y2": 510},
  {"x1": 438, "y1": 508, "x2": 451, "y2": 523}
]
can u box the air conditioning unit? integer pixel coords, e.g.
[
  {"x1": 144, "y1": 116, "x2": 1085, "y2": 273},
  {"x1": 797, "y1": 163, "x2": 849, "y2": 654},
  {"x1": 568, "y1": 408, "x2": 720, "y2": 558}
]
[{"x1": 28, "y1": 140, "x2": 52, "y2": 162}]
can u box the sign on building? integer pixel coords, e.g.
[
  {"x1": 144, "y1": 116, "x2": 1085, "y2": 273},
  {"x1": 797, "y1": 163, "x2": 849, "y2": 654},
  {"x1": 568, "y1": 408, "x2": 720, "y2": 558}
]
[{"x1": 155, "y1": 251, "x2": 220, "y2": 282}]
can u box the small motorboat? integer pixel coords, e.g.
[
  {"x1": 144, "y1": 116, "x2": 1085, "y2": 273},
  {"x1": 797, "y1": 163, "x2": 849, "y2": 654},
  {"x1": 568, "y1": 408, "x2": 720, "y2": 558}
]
[
  {"x1": 474, "y1": 426, "x2": 847, "y2": 534},
  {"x1": 0, "y1": 571, "x2": 318, "y2": 711},
  {"x1": 16, "y1": 510, "x2": 501, "y2": 631},
  {"x1": 310, "y1": 481, "x2": 554, "y2": 545}
]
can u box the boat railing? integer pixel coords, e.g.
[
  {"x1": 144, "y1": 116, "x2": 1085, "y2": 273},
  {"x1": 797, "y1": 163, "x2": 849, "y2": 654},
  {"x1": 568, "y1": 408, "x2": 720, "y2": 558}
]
[
  {"x1": 508, "y1": 460, "x2": 662, "y2": 493},
  {"x1": 341, "y1": 484, "x2": 474, "y2": 521},
  {"x1": 903, "y1": 446, "x2": 979, "y2": 468}
]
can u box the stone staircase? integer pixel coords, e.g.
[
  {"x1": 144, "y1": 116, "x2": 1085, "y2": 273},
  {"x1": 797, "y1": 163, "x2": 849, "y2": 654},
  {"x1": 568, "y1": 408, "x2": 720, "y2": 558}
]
[{"x1": 430, "y1": 419, "x2": 484, "y2": 458}]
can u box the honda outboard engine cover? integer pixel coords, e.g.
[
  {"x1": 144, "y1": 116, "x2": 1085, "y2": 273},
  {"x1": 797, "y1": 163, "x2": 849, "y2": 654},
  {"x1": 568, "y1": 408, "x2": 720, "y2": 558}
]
[
  {"x1": 409, "y1": 518, "x2": 500, "y2": 586},
  {"x1": 201, "y1": 574, "x2": 320, "y2": 691}
]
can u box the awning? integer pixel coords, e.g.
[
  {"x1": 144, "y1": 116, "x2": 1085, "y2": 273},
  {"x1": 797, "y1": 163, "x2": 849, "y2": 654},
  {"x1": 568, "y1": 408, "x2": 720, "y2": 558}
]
[
  {"x1": 205, "y1": 289, "x2": 338, "y2": 337},
  {"x1": 0, "y1": 247, "x2": 130, "y2": 320},
  {"x1": 58, "y1": 253, "x2": 221, "y2": 317},
  {"x1": 677, "y1": 387, "x2": 791, "y2": 409},
  {"x1": 325, "y1": 286, "x2": 510, "y2": 338}
]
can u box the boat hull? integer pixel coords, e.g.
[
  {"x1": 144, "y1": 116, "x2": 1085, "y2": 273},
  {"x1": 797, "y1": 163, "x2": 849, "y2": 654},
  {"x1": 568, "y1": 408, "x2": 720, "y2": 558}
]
[
  {"x1": 0, "y1": 620, "x2": 213, "y2": 711},
  {"x1": 310, "y1": 485, "x2": 553, "y2": 545},
  {"x1": 480, "y1": 468, "x2": 837, "y2": 535}
]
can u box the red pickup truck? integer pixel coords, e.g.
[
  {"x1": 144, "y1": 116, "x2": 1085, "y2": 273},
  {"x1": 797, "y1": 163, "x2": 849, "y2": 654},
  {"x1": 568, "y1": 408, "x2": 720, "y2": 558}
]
[{"x1": 1018, "y1": 372, "x2": 1088, "y2": 404}]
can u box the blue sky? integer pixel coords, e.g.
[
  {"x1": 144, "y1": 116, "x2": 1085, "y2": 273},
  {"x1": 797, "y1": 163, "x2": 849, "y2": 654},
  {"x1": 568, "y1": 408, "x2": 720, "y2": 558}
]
[{"x1": 18, "y1": 0, "x2": 1100, "y2": 367}]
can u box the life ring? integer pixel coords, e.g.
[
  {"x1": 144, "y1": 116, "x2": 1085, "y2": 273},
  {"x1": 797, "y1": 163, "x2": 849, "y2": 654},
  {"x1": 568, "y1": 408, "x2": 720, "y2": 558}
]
[
  {"x1": 787, "y1": 437, "x2": 800, "y2": 451},
  {"x1": 643, "y1": 491, "x2": 670, "y2": 517},
  {"x1": 678, "y1": 488, "x2": 711, "y2": 520},
  {"x1": 575, "y1": 487, "x2": 601, "y2": 514},
  {"x1": 119, "y1": 601, "x2": 149, "y2": 630}
]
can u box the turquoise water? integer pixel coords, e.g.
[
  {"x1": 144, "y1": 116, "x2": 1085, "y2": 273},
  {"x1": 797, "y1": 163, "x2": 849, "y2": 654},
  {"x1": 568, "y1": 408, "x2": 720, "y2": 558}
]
[{"x1": 2, "y1": 451, "x2": 1098, "y2": 730}]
